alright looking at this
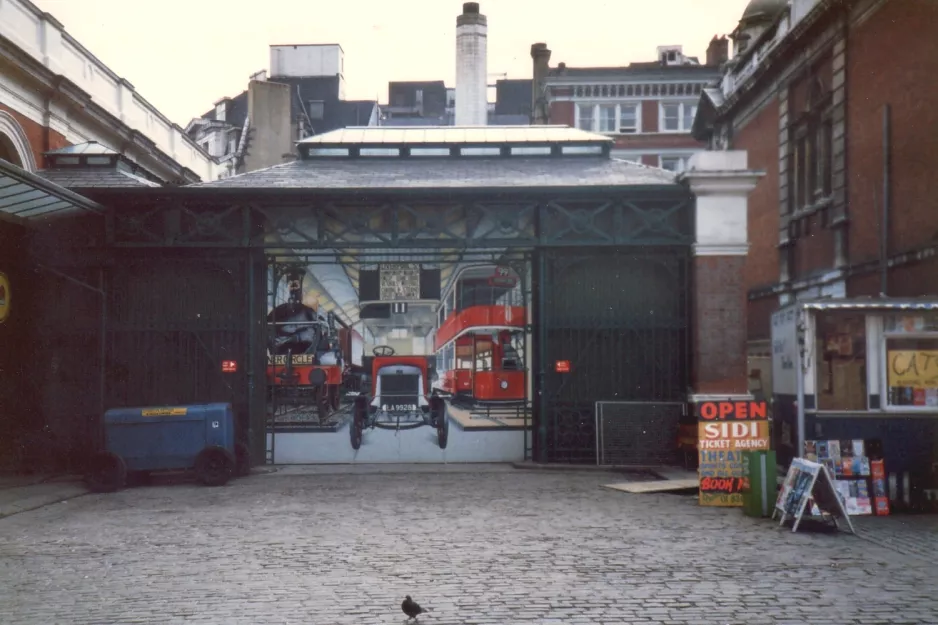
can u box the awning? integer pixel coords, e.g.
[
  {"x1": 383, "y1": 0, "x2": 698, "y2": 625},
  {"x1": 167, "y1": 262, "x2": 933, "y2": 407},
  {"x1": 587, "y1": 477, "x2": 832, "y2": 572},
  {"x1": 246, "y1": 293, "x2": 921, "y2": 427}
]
[
  {"x1": 0, "y1": 157, "x2": 104, "y2": 222},
  {"x1": 799, "y1": 298, "x2": 938, "y2": 312}
]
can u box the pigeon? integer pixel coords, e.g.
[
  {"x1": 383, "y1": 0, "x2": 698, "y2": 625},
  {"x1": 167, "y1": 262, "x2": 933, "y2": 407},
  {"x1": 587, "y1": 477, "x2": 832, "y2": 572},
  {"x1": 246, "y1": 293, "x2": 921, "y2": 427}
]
[{"x1": 401, "y1": 595, "x2": 428, "y2": 621}]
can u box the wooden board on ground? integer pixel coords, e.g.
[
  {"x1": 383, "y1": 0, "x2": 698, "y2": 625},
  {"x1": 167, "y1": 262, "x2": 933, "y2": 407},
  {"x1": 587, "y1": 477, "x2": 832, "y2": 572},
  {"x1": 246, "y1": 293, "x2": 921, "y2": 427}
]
[{"x1": 602, "y1": 479, "x2": 699, "y2": 494}]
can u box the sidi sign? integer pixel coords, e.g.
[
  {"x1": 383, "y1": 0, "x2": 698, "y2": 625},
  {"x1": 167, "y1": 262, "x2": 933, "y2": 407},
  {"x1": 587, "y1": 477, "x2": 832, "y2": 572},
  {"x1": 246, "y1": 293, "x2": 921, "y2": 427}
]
[{"x1": 696, "y1": 399, "x2": 770, "y2": 507}]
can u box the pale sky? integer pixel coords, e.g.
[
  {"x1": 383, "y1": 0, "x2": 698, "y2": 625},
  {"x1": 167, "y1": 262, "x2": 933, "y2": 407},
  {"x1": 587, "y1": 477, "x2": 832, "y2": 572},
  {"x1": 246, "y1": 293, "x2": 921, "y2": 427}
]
[{"x1": 34, "y1": 0, "x2": 750, "y2": 126}]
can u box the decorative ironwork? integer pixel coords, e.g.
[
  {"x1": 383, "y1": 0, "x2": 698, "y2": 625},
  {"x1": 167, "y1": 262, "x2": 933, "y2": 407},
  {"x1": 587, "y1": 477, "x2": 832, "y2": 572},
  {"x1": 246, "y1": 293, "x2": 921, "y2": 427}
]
[
  {"x1": 105, "y1": 192, "x2": 691, "y2": 250},
  {"x1": 535, "y1": 248, "x2": 690, "y2": 463}
]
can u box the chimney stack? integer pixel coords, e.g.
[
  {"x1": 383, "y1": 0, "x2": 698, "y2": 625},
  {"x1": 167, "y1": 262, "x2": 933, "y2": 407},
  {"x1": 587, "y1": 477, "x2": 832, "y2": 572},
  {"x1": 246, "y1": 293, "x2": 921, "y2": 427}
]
[
  {"x1": 455, "y1": 2, "x2": 488, "y2": 126},
  {"x1": 530, "y1": 42, "x2": 551, "y2": 125},
  {"x1": 706, "y1": 35, "x2": 729, "y2": 67}
]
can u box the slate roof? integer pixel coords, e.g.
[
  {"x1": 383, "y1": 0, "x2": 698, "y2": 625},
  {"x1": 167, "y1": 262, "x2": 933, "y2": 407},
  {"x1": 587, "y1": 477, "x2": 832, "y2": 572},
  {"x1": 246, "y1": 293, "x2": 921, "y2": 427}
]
[
  {"x1": 189, "y1": 156, "x2": 677, "y2": 190},
  {"x1": 37, "y1": 167, "x2": 162, "y2": 188}
]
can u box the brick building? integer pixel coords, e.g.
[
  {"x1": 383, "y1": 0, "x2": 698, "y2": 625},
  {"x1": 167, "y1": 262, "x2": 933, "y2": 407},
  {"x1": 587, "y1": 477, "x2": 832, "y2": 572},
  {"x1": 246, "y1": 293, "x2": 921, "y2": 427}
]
[
  {"x1": 531, "y1": 41, "x2": 727, "y2": 171},
  {"x1": 693, "y1": 0, "x2": 938, "y2": 393}
]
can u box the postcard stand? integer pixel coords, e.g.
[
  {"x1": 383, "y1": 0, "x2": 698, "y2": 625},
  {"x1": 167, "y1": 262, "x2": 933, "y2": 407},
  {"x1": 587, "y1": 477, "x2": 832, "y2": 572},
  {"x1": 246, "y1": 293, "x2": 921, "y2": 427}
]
[{"x1": 773, "y1": 458, "x2": 855, "y2": 534}]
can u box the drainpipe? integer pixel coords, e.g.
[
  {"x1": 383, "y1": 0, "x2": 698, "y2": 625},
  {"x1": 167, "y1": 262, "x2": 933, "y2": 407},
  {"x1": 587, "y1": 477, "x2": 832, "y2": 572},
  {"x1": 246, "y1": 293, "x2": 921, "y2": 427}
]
[{"x1": 879, "y1": 104, "x2": 891, "y2": 297}]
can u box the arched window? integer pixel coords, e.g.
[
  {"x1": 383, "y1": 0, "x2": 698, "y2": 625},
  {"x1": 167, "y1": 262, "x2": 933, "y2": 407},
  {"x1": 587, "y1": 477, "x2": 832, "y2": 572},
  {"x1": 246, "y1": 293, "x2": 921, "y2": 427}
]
[{"x1": 0, "y1": 111, "x2": 37, "y2": 172}]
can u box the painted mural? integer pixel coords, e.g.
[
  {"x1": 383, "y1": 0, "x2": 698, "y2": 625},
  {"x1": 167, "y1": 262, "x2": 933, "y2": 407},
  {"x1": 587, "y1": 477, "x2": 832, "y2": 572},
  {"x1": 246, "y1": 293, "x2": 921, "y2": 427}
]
[{"x1": 265, "y1": 260, "x2": 532, "y2": 464}]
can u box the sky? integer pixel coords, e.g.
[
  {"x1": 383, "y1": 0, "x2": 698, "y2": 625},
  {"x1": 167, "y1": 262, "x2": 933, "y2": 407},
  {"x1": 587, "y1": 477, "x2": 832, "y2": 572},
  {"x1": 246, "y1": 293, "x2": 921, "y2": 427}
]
[{"x1": 33, "y1": 0, "x2": 750, "y2": 126}]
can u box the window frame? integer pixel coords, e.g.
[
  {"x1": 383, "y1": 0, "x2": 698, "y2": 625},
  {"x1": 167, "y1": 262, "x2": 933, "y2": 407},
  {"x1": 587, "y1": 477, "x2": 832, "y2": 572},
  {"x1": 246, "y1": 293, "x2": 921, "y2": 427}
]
[
  {"x1": 575, "y1": 102, "x2": 642, "y2": 134},
  {"x1": 787, "y1": 84, "x2": 834, "y2": 214},
  {"x1": 658, "y1": 101, "x2": 697, "y2": 133},
  {"x1": 881, "y1": 314, "x2": 938, "y2": 412},
  {"x1": 659, "y1": 155, "x2": 688, "y2": 172}
]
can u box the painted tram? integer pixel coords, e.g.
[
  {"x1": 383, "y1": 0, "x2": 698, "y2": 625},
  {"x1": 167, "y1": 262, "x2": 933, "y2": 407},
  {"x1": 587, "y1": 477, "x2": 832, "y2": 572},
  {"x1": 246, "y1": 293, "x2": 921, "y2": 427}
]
[{"x1": 431, "y1": 264, "x2": 526, "y2": 405}]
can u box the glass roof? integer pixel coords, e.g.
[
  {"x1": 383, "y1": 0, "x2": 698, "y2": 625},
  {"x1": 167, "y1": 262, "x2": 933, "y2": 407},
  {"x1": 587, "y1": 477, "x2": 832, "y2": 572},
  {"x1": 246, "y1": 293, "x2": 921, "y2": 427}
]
[
  {"x1": 297, "y1": 125, "x2": 612, "y2": 147},
  {"x1": 45, "y1": 141, "x2": 118, "y2": 156},
  {"x1": 0, "y1": 158, "x2": 104, "y2": 221}
]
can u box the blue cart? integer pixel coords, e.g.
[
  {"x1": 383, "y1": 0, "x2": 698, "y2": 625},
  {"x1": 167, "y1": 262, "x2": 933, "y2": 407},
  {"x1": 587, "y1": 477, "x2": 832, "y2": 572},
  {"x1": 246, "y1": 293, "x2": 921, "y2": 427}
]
[{"x1": 86, "y1": 403, "x2": 251, "y2": 492}]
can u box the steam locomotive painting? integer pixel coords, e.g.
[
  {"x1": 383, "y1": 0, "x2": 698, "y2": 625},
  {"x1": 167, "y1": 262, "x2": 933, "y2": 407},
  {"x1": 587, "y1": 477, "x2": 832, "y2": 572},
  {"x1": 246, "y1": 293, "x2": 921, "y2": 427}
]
[
  {"x1": 432, "y1": 264, "x2": 527, "y2": 406},
  {"x1": 267, "y1": 266, "x2": 364, "y2": 423}
]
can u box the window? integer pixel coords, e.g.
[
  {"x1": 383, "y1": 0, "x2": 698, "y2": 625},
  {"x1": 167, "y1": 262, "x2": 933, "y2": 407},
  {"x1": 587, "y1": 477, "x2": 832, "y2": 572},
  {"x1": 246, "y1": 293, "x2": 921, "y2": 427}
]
[
  {"x1": 883, "y1": 313, "x2": 938, "y2": 409},
  {"x1": 389, "y1": 328, "x2": 408, "y2": 340},
  {"x1": 307, "y1": 100, "x2": 325, "y2": 120},
  {"x1": 815, "y1": 312, "x2": 867, "y2": 411},
  {"x1": 618, "y1": 104, "x2": 639, "y2": 133},
  {"x1": 576, "y1": 104, "x2": 594, "y2": 131},
  {"x1": 787, "y1": 75, "x2": 834, "y2": 213},
  {"x1": 201, "y1": 142, "x2": 210, "y2": 154},
  {"x1": 660, "y1": 156, "x2": 688, "y2": 172},
  {"x1": 598, "y1": 105, "x2": 617, "y2": 133},
  {"x1": 659, "y1": 101, "x2": 696, "y2": 132},
  {"x1": 577, "y1": 103, "x2": 641, "y2": 134}
]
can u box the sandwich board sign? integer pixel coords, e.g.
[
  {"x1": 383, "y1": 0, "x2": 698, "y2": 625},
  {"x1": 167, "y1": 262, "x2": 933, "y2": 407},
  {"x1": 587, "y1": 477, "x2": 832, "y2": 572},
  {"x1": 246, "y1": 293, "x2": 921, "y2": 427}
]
[{"x1": 773, "y1": 458, "x2": 855, "y2": 534}]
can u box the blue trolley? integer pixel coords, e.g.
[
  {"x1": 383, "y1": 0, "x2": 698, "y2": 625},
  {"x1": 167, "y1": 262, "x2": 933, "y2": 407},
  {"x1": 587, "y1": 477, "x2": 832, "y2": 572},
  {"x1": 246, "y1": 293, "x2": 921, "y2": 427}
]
[{"x1": 86, "y1": 403, "x2": 250, "y2": 492}]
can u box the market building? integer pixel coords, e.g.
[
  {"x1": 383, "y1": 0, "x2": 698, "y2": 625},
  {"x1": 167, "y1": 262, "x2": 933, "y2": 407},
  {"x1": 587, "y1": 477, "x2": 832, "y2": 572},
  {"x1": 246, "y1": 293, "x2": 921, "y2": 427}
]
[
  {"x1": 0, "y1": 125, "x2": 764, "y2": 472},
  {"x1": 692, "y1": 0, "x2": 938, "y2": 508}
]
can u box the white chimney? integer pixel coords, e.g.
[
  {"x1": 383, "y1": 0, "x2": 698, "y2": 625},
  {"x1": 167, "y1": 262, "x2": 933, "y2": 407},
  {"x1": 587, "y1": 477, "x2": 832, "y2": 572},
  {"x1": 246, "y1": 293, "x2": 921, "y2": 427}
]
[{"x1": 455, "y1": 2, "x2": 487, "y2": 126}]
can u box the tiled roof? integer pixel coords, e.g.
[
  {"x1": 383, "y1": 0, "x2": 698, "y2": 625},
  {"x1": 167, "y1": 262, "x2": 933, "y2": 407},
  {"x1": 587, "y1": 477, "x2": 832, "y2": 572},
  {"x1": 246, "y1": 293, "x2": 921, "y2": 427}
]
[
  {"x1": 37, "y1": 167, "x2": 162, "y2": 188},
  {"x1": 189, "y1": 156, "x2": 677, "y2": 190}
]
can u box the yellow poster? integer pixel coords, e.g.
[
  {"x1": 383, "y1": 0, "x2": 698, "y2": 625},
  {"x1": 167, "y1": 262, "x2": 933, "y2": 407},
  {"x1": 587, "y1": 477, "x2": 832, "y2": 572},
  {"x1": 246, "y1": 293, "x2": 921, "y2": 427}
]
[
  {"x1": 141, "y1": 407, "x2": 188, "y2": 417},
  {"x1": 0, "y1": 271, "x2": 10, "y2": 323},
  {"x1": 887, "y1": 350, "x2": 938, "y2": 387}
]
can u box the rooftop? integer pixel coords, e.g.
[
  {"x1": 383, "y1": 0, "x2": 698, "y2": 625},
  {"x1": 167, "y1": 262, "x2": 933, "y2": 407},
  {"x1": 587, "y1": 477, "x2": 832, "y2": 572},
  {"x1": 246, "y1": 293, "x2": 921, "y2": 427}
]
[
  {"x1": 297, "y1": 125, "x2": 612, "y2": 149},
  {"x1": 188, "y1": 154, "x2": 676, "y2": 191}
]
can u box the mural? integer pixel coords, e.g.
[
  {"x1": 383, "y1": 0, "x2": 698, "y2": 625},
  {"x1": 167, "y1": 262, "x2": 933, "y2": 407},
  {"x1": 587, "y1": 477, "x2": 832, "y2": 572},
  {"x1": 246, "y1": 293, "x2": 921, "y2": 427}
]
[{"x1": 266, "y1": 260, "x2": 532, "y2": 464}]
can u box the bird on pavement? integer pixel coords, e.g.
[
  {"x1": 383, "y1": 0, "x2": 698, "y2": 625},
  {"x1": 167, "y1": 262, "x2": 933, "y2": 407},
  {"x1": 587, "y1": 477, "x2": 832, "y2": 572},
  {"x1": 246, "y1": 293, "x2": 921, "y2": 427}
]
[{"x1": 401, "y1": 595, "x2": 428, "y2": 621}]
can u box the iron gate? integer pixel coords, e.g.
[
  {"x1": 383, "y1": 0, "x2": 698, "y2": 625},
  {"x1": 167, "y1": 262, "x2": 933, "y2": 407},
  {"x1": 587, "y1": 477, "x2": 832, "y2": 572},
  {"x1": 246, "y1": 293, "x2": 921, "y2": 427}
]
[
  {"x1": 535, "y1": 248, "x2": 690, "y2": 463},
  {"x1": 104, "y1": 254, "x2": 266, "y2": 461}
]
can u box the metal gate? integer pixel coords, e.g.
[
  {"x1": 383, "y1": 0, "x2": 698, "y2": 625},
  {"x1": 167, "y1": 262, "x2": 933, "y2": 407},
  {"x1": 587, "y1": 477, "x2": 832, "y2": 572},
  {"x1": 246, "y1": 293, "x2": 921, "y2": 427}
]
[
  {"x1": 535, "y1": 248, "x2": 690, "y2": 463},
  {"x1": 104, "y1": 254, "x2": 266, "y2": 461}
]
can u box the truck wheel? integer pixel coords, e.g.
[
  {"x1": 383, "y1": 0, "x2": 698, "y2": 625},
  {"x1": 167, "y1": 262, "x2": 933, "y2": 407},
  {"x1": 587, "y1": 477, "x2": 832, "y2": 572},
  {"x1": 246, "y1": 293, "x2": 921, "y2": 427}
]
[
  {"x1": 194, "y1": 446, "x2": 235, "y2": 486},
  {"x1": 86, "y1": 452, "x2": 127, "y2": 493}
]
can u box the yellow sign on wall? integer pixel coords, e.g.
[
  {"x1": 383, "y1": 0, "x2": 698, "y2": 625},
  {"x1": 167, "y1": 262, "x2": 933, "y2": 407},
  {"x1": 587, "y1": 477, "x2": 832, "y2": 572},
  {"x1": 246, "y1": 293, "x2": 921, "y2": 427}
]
[
  {"x1": 0, "y1": 271, "x2": 10, "y2": 324},
  {"x1": 887, "y1": 350, "x2": 938, "y2": 387}
]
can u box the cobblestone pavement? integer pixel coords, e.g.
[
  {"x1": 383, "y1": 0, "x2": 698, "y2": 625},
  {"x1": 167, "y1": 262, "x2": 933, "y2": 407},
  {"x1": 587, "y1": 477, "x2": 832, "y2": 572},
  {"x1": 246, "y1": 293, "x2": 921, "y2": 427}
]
[{"x1": 2, "y1": 467, "x2": 938, "y2": 625}]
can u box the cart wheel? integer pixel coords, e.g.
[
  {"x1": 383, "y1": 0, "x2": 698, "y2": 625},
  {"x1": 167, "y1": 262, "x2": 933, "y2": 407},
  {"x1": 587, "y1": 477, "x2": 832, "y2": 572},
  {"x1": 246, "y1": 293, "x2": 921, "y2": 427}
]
[
  {"x1": 429, "y1": 396, "x2": 446, "y2": 428},
  {"x1": 438, "y1": 414, "x2": 449, "y2": 449},
  {"x1": 350, "y1": 400, "x2": 366, "y2": 450},
  {"x1": 432, "y1": 398, "x2": 449, "y2": 450},
  {"x1": 194, "y1": 446, "x2": 235, "y2": 487},
  {"x1": 86, "y1": 452, "x2": 127, "y2": 493},
  {"x1": 235, "y1": 442, "x2": 251, "y2": 477}
]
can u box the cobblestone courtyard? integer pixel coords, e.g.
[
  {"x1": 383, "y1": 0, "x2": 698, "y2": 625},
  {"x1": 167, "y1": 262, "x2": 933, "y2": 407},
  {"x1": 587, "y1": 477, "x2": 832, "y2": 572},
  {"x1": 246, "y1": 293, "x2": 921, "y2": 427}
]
[{"x1": 1, "y1": 466, "x2": 937, "y2": 625}]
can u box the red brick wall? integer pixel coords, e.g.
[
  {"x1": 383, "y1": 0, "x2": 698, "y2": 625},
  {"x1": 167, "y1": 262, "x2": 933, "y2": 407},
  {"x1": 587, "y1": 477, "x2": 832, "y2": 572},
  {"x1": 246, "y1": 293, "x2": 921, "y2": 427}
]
[
  {"x1": 846, "y1": 0, "x2": 938, "y2": 271},
  {"x1": 641, "y1": 100, "x2": 659, "y2": 133},
  {"x1": 549, "y1": 101, "x2": 575, "y2": 126},
  {"x1": 691, "y1": 255, "x2": 748, "y2": 395},
  {"x1": 0, "y1": 103, "x2": 67, "y2": 168},
  {"x1": 641, "y1": 155, "x2": 658, "y2": 167},
  {"x1": 729, "y1": 97, "x2": 779, "y2": 341}
]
